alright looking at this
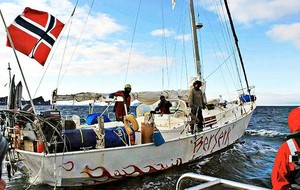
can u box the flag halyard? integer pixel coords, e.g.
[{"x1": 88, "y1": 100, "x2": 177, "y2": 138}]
[{"x1": 6, "y1": 7, "x2": 64, "y2": 66}]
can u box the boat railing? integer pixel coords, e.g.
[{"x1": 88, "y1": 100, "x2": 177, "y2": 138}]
[
  {"x1": 136, "y1": 99, "x2": 189, "y2": 117},
  {"x1": 176, "y1": 172, "x2": 270, "y2": 190}
]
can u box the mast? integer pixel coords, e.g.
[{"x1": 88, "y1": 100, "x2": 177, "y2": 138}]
[
  {"x1": 224, "y1": 0, "x2": 251, "y2": 94},
  {"x1": 0, "y1": 9, "x2": 36, "y2": 114},
  {"x1": 189, "y1": 0, "x2": 202, "y2": 80},
  {"x1": 6, "y1": 63, "x2": 11, "y2": 108},
  {"x1": 7, "y1": 62, "x2": 11, "y2": 86}
]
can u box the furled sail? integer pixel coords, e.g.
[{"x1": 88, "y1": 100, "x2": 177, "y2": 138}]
[
  {"x1": 131, "y1": 90, "x2": 189, "y2": 105},
  {"x1": 52, "y1": 88, "x2": 188, "y2": 105},
  {"x1": 52, "y1": 89, "x2": 107, "y2": 103}
]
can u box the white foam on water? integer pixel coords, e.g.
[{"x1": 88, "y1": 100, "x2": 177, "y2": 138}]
[
  {"x1": 246, "y1": 129, "x2": 286, "y2": 137},
  {"x1": 197, "y1": 157, "x2": 212, "y2": 166}
]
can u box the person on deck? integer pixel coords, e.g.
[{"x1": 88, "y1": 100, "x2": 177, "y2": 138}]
[
  {"x1": 155, "y1": 95, "x2": 172, "y2": 114},
  {"x1": 109, "y1": 84, "x2": 132, "y2": 122},
  {"x1": 188, "y1": 80, "x2": 206, "y2": 133},
  {"x1": 272, "y1": 107, "x2": 300, "y2": 190}
]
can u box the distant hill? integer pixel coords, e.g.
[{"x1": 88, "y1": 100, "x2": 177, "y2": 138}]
[{"x1": 0, "y1": 96, "x2": 50, "y2": 106}]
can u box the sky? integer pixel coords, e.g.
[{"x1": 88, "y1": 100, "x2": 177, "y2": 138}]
[{"x1": 0, "y1": 0, "x2": 299, "y2": 106}]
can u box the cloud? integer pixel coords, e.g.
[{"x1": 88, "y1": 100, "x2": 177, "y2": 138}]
[
  {"x1": 67, "y1": 12, "x2": 124, "y2": 41},
  {"x1": 256, "y1": 92, "x2": 300, "y2": 106},
  {"x1": 151, "y1": 29, "x2": 175, "y2": 37},
  {"x1": 151, "y1": 29, "x2": 191, "y2": 43},
  {"x1": 0, "y1": 0, "x2": 166, "y2": 76},
  {"x1": 206, "y1": 0, "x2": 300, "y2": 26},
  {"x1": 175, "y1": 34, "x2": 191, "y2": 41},
  {"x1": 56, "y1": 43, "x2": 164, "y2": 76},
  {"x1": 266, "y1": 23, "x2": 300, "y2": 48},
  {"x1": 0, "y1": 0, "x2": 170, "y2": 99}
]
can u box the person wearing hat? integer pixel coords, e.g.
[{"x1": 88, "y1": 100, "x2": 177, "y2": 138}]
[
  {"x1": 188, "y1": 80, "x2": 205, "y2": 133},
  {"x1": 155, "y1": 95, "x2": 172, "y2": 114},
  {"x1": 109, "y1": 84, "x2": 132, "y2": 121},
  {"x1": 272, "y1": 107, "x2": 300, "y2": 189}
]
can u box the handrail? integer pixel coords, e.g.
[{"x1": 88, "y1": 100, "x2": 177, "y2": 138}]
[{"x1": 176, "y1": 172, "x2": 270, "y2": 190}]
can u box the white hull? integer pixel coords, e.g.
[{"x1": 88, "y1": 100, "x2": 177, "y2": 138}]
[{"x1": 17, "y1": 103, "x2": 255, "y2": 187}]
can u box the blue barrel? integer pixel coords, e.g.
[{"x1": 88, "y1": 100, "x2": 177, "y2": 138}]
[
  {"x1": 86, "y1": 113, "x2": 110, "y2": 125},
  {"x1": 63, "y1": 128, "x2": 97, "y2": 151},
  {"x1": 104, "y1": 126, "x2": 135, "y2": 148}
]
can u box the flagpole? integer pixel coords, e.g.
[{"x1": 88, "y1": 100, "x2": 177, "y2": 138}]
[
  {"x1": 0, "y1": 9, "x2": 36, "y2": 114},
  {"x1": 7, "y1": 62, "x2": 11, "y2": 109}
]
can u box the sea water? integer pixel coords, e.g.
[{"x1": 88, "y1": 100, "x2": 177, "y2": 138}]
[{"x1": 3, "y1": 106, "x2": 295, "y2": 189}]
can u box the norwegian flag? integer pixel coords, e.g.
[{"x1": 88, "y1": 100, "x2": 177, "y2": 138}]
[{"x1": 7, "y1": 7, "x2": 64, "y2": 66}]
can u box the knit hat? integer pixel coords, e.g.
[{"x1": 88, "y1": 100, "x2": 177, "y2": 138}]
[{"x1": 124, "y1": 84, "x2": 131, "y2": 89}]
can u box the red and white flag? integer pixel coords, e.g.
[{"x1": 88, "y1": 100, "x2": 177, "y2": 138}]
[{"x1": 6, "y1": 7, "x2": 65, "y2": 66}]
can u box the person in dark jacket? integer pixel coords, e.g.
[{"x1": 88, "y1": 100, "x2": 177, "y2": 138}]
[
  {"x1": 188, "y1": 80, "x2": 205, "y2": 133},
  {"x1": 155, "y1": 96, "x2": 172, "y2": 114},
  {"x1": 109, "y1": 84, "x2": 131, "y2": 121},
  {"x1": 272, "y1": 107, "x2": 300, "y2": 189}
]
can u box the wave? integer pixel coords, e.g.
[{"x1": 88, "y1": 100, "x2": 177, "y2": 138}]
[
  {"x1": 243, "y1": 140, "x2": 278, "y2": 154},
  {"x1": 196, "y1": 157, "x2": 213, "y2": 166},
  {"x1": 245, "y1": 129, "x2": 287, "y2": 137}
]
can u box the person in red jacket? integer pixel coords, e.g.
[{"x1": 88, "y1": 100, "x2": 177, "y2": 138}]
[
  {"x1": 272, "y1": 107, "x2": 300, "y2": 190},
  {"x1": 109, "y1": 84, "x2": 132, "y2": 121}
]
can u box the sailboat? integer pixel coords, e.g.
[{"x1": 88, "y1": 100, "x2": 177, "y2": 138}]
[{"x1": 1, "y1": 0, "x2": 256, "y2": 187}]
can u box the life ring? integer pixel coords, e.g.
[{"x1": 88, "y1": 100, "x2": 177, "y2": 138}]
[{"x1": 124, "y1": 114, "x2": 139, "y2": 135}]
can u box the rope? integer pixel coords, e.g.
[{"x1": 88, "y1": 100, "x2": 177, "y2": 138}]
[
  {"x1": 57, "y1": 0, "x2": 82, "y2": 88},
  {"x1": 58, "y1": 0, "x2": 95, "y2": 87},
  {"x1": 160, "y1": 0, "x2": 170, "y2": 89},
  {"x1": 217, "y1": 0, "x2": 243, "y2": 92},
  {"x1": 113, "y1": 128, "x2": 128, "y2": 146},
  {"x1": 204, "y1": 50, "x2": 236, "y2": 80},
  {"x1": 79, "y1": 128, "x2": 84, "y2": 144},
  {"x1": 56, "y1": 17, "x2": 73, "y2": 88},
  {"x1": 25, "y1": 152, "x2": 45, "y2": 190},
  {"x1": 197, "y1": 1, "x2": 239, "y2": 100},
  {"x1": 124, "y1": 0, "x2": 142, "y2": 85},
  {"x1": 53, "y1": 140, "x2": 57, "y2": 189},
  {"x1": 33, "y1": 0, "x2": 79, "y2": 98}
]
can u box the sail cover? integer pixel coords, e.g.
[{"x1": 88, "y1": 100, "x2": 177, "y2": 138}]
[
  {"x1": 52, "y1": 89, "x2": 188, "y2": 105},
  {"x1": 53, "y1": 92, "x2": 105, "y2": 102},
  {"x1": 131, "y1": 90, "x2": 189, "y2": 105}
]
